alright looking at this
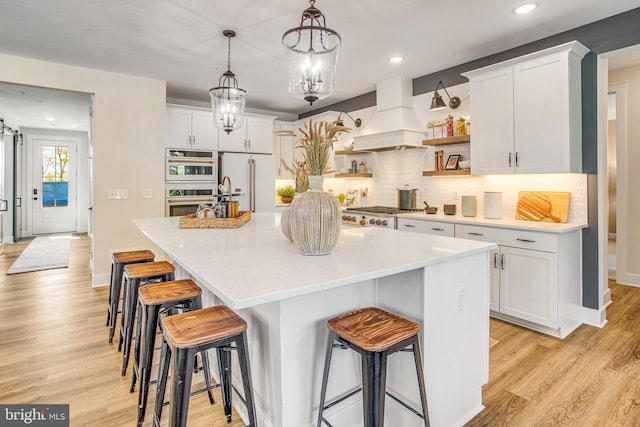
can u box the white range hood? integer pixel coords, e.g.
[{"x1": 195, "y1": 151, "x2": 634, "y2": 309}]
[{"x1": 353, "y1": 76, "x2": 426, "y2": 151}]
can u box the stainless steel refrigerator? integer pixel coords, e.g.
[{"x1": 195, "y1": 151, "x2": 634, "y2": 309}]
[{"x1": 218, "y1": 152, "x2": 274, "y2": 213}]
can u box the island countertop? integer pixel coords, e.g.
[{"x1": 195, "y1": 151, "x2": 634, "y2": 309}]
[{"x1": 133, "y1": 213, "x2": 496, "y2": 309}]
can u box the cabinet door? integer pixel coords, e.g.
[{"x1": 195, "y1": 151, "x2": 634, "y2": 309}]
[
  {"x1": 397, "y1": 218, "x2": 454, "y2": 237},
  {"x1": 513, "y1": 54, "x2": 572, "y2": 173},
  {"x1": 218, "y1": 119, "x2": 248, "y2": 152},
  {"x1": 190, "y1": 109, "x2": 217, "y2": 150},
  {"x1": 469, "y1": 68, "x2": 514, "y2": 174},
  {"x1": 276, "y1": 123, "x2": 294, "y2": 178},
  {"x1": 499, "y1": 246, "x2": 558, "y2": 328},
  {"x1": 166, "y1": 107, "x2": 192, "y2": 148},
  {"x1": 246, "y1": 116, "x2": 275, "y2": 154}
]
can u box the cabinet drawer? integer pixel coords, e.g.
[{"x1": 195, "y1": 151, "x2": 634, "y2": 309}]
[
  {"x1": 455, "y1": 224, "x2": 557, "y2": 252},
  {"x1": 397, "y1": 219, "x2": 454, "y2": 237}
]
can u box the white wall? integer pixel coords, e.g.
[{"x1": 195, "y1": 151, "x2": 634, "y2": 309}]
[
  {"x1": 0, "y1": 53, "x2": 167, "y2": 286},
  {"x1": 609, "y1": 64, "x2": 640, "y2": 283}
]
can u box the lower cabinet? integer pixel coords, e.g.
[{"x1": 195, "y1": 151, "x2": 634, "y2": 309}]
[{"x1": 455, "y1": 223, "x2": 581, "y2": 338}]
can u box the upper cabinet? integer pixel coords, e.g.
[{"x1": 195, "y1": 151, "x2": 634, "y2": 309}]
[
  {"x1": 166, "y1": 105, "x2": 217, "y2": 150},
  {"x1": 274, "y1": 121, "x2": 294, "y2": 178},
  {"x1": 217, "y1": 114, "x2": 276, "y2": 154},
  {"x1": 462, "y1": 41, "x2": 589, "y2": 174}
]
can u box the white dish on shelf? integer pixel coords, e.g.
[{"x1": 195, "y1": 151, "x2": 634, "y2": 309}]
[{"x1": 459, "y1": 160, "x2": 471, "y2": 169}]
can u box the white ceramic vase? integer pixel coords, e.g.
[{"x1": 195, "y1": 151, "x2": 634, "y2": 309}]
[
  {"x1": 280, "y1": 205, "x2": 293, "y2": 242},
  {"x1": 289, "y1": 175, "x2": 341, "y2": 256}
]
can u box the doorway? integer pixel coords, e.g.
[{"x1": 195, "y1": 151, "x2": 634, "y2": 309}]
[{"x1": 30, "y1": 135, "x2": 79, "y2": 234}]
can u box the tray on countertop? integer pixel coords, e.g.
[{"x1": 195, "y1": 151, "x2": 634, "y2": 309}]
[
  {"x1": 179, "y1": 211, "x2": 252, "y2": 229},
  {"x1": 515, "y1": 191, "x2": 570, "y2": 223}
]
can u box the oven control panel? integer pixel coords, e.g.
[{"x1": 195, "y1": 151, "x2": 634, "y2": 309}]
[{"x1": 341, "y1": 214, "x2": 394, "y2": 229}]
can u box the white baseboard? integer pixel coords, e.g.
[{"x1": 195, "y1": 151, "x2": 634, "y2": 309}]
[
  {"x1": 582, "y1": 305, "x2": 608, "y2": 328},
  {"x1": 616, "y1": 272, "x2": 640, "y2": 287},
  {"x1": 92, "y1": 273, "x2": 110, "y2": 288}
]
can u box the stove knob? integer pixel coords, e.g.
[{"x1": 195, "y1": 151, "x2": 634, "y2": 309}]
[
  {"x1": 369, "y1": 219, "x2": 375, "y2": 225},
  {"x1": 342, "y1": 215, "x2": 347, "y2": 220},
  {"x1": 359, "y1": 218, "x2": 366, "y2": 226},
  {"x1": 350, "y1": 216, "x2": 356, "y2": 222},
  {"x1": 382, "y1": 220, "x2": 388, "y2": 227},
  {"x1": 375, "y1": 219, "x2": 382, "y2": 225}
]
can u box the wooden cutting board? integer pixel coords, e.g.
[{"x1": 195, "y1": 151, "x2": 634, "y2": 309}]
[{"x1": 516, "y1": 191, "x2": 570, "y2": 223}]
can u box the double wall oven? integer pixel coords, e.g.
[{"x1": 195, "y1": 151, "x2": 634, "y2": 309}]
[{"x1": 165, "y1": 148, "x2": 217, "y2": 216}]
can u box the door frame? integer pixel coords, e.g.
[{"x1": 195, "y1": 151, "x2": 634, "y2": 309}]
[{"x1": 27, "y1": 134, "x2": 81, "y2": 235}]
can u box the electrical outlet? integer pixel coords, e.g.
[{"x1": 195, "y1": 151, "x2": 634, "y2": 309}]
[
  {"x1": 456, "y1": 287, "x2": 464, "y2": 312},
  {"x1": 108, "y1": 189, "x2": 128, "y2": 200},
  {"x1": 142, "y1": 189, "x2": 153, "y2": 199}
]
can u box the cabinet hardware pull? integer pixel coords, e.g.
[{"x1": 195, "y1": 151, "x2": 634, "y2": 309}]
[
  {"x1": 493, "y1": 252, "x2": 498, "y2": 268},
  {"x1": 403, "y1": 224, "x2": 416, "y2": 228},
  {"x1": 515, "y1": 152, "x2": 519, "y2": 167},
  {"x1": 431, "y1": 227, "x2": 445, "y2": 231},
  {"x1": 192, "y1": 135, "x2": 196, "y2": 145},
  {"x1": 516, "y1": 238, "x2": 536, "y2": 243},
  {"x1": 167, "y1": 159, "x2": 215, "y2": 164},
  {"x1": 468, "y1": 232, "x2": 484, "y2": 236},
  {"x1": 501, "y1": 254, "x2": 505, "y2": 270},
  {"x1": 508, "y1": 152, "x2": 513, "y2": 167}
]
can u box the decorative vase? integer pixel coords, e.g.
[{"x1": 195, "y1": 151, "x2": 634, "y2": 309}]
[
  {"x1": 289, "y1": 175, "x2": 341, "y2": 256},
  {"x1": 281, "y1": 206, "x2": 293, "y2": 242}
]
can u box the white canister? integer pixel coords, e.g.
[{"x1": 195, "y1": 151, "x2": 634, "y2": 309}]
[
  {"x1": 461, "y1": 196, "x2": 477, "y2": 217},
  {"x1": 483, "y1": 192, "x2": 503, "y2": 219}
]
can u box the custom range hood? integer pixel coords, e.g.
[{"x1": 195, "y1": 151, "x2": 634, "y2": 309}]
[{"x1": 353, "y1": 76, "x2": 426, "y2": 151}]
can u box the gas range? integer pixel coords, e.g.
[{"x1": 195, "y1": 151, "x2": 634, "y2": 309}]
[{"x1": 341, "y1": 206, "x2": 423, "y2": 228}]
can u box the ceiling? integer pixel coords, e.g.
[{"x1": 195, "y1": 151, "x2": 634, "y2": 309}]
[{"x1": 1, "y1": 0, "x2": 640, "y2": 131}]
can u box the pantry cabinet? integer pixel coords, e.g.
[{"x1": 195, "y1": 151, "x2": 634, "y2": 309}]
[
  {"x1": 217, "y1": 114, "x2": 276, "y2": 154},
  {"x1": 462, "y1": 41, "x2": 589, "y2": 174},
  {"x1": 166, "y1": 105, "x2": 217, "y2": 149}
]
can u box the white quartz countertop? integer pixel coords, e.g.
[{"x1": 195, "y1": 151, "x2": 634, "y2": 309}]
[
  {"x1": 133, "y1": 213, "x2": 495, "y2": 309},
  {"x1": 396, "y1": 212, "x2": 587, "y2": 233}
]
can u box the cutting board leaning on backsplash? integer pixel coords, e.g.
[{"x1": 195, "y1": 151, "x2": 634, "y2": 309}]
[{"x1": 516, "y1": 191, "x2": 571, "y2": 223}]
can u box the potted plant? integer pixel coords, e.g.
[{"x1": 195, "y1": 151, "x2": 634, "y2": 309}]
[{"x1": 277, "y1": 185, "x2": 296, "y2": 203}]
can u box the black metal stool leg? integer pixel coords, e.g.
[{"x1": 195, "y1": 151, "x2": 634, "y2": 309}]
[
  {"x1": 118, "y1": 275, "x2": 130, "y2": 353},
  {"x1": 412, "y1": 339, "x2": 430, "y2": 427},
  {"x1": 362, "y1": 350, "x2": 387, "y2": 427},
  {"x1": 317, "y1": 331, "x2": 336, "y2": 427},
  {"x1": 122, "y1": 277, "x2": 140, "y2": 375},
  {"x1": 106, "y1": 261, "x2": 116, "y2": 327},
  {"x1": 236, "y1": 331, "x2": 257, "y2": 427},
  {"x1": 130, "y1": 298, "x2": 144, "y2": 392},
  {"x1": 191, "y1": 294, "x2": 215, "y2": 405},
  {"x1": 169, "y1": 347, "x2": 196, "y2": 427},
  {"x1": 137, "y1": 303, "x2": 161, "y2": 423},
  {"x1": 154, "y1": 338, "x2": 171, "y2": 427},
  {"x1": 217, "y1": 346, "x2": 233, "y2": 422}
]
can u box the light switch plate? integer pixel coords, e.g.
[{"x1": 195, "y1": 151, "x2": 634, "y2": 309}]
[
  {"x1": 108, "y1": 189, "x2": 128, "y2": 200},
  {"x1": 142, "y1": 189, "x2": 153, "y2": 199}
]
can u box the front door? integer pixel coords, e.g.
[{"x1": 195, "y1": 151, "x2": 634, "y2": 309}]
[{"x1": 32, "y1": 136, "x2": 78, "y2": 234}]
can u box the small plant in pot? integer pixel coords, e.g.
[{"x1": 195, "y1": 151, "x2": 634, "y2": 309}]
[{"x1": 277, "y1": 185, "x2": 296, "y2": 204}]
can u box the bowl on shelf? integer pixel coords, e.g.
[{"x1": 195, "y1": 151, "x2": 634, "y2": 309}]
[{"x1": 458, "y1": 160, "x2": 471, "y2": 169}]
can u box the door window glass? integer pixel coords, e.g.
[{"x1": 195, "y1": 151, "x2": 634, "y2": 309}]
[{"x1": 41, "y1": 145, "x2": 69, "y2": 208}]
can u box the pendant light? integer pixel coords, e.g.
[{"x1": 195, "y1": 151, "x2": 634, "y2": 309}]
[
  {"x1": 210, "y1": 30, "x2": 247, "y2": 134},
  {"x1": 430, "y1": 80, "x2": 461, "y2": 111},
  {"x1": 282, "y1": 0, "x2": 341, "y2": 105}
]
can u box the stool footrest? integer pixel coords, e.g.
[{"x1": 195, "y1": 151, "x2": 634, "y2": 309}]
[{"x1": 322, "y1": 387, "x2": 426, "y2": 421}]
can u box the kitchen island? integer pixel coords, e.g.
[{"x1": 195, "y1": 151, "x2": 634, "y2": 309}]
[{"x1": 133, "y1": 213, "x2": 496, "y2": 427}]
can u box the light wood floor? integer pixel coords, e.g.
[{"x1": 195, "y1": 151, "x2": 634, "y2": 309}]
[{"x1": 2, "y1": 235, "x2": 640, "y2": 426}]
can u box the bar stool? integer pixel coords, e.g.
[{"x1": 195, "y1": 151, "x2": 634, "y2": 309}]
[
  {"x1": 153, "y1": 306, "x2": 257, "y2": 427},
  {"x1": 317, "y1": 307, "x2": 430, "y2": 427},
  {"x1": 131, "y1": 279, "x2": 215, "y2": 425},
  {"x1": 119, "y1": 261, "x2": 175, "y2": 376},
  {"x1": 106, "y1": 250, "x2": 155, "y2": 343}
]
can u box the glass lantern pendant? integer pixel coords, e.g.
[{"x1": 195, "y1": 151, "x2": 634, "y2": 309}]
[
  {"x1": 283, "y1": 0, "x2": 341, "y2": 105},
  {"x1": 210, "y1": 30, "x2": 247, "y2": 134}
]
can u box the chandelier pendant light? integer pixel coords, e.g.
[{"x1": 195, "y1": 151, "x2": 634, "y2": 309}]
[
  {"x1": 210, "y1": 30, "x2": 247, "y2": 134},
  {"x1": 282, "y1": 0, "x2": 341, "y2": 105}
]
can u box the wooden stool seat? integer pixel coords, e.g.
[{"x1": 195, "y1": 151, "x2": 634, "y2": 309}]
[
  {"x1": 112, "y1": 249, "x2": 155, "y2": 264},
  {"x1": 124, "y1": 260, "x2": 174, "y2": 279},
  {"x1": 119, "y1": 261, "x2": 175, "y2": 376},
  {"x1": 132, "y1": 279, "x2": 213, "y2": 426},
  {"x1": 162, "y1": 306, "x2": 247, "y2": 348},
  {"x1": 107, "y1": 250, "x2": 155, "y2": 343},
  {"x1": 154, "y1": 306, "x2": 257, "y2": 427},
  {"x1": 139, "y1": 279, "x2": 202, "y2": 306},
  {"x1": 328, "y1": 307, "x2": 420, "y2": 352},
  {"x1": 317, "y1": 307, "x2": 429, "y2": 427}
]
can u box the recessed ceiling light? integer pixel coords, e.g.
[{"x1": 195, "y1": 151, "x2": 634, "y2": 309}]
[
  {"x1": 45, "y1": 117, "x2": 55, "y2": 121},
  {"x1": 389, "y1": 56, "x2": 404, "y2": 63},
  {"x1": 514, "y1": 3, "x2": 537, "y2": 14}
]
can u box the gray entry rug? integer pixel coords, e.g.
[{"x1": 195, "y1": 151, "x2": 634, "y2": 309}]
[{"x1": 7, "y1": 236, "x2": 71, "y2": 274}]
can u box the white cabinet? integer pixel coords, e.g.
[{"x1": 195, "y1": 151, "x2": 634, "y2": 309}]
[
  {"x1": 274, "y1": 121, "x2": 294, "y2": 178},
  {"x1": 166, "y1": 105, "x2": 217, "y2": 149},
  {"x1": 217, "y1": 114, "x2": 276, "y2": 154},
  {"x1": 396, "y1": 218, "x2": 454, "y2": 237},
  {"x1": 455, "y1": 223, "x2": 581, "y2": 338},
  {"x1": 463, "y1": 41, "x2": 588, "y2": 174}
]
